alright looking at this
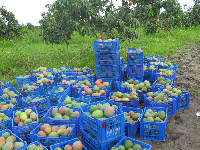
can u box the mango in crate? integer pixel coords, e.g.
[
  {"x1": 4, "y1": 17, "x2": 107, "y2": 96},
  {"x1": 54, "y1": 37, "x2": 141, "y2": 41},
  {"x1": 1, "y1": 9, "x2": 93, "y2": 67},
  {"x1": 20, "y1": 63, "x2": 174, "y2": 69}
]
[{"x1": 51, "y1": 106, "x2": 79, "y2": 119}]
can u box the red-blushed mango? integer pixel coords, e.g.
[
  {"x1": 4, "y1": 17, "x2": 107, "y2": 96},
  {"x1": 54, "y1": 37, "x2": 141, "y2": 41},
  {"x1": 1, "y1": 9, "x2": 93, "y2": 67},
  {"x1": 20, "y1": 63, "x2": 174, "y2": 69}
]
[
  {"x1": 52, "y1": 126, "x2": 59, "y2": 132},
  {"x1": 59, "y1": 106, "x2": 66, "y2": 116},
  {"x1": 64, "y1": 144, "x2": 73, "y2": 150},
  {"x1": 104, "y1": 107, "x2": 115, "y2": 118},
  {"x1": 14, "y1": 116, "x2": 21, "y2": 124},
  {"x1": 43, "y1": 124, "x2": 52, "y2": 135},
  {"x1": 37, "y1": 131, "x2": 47, "y2": 137},
  {"x1": 72, "y1": 141, "x2": 83, "y2": 150}
]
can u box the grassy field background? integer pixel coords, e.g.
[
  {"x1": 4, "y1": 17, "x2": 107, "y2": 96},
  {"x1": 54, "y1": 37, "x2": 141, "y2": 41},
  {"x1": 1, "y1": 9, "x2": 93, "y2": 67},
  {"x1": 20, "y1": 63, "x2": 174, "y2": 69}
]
[{"x1": 0, "y1": 25, "x2": 200, "y2": 87}]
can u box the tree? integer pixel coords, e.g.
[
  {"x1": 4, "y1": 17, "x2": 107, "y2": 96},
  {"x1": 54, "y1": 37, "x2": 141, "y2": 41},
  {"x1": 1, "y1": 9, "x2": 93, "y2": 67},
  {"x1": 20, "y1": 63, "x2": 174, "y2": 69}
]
[{"x1": 0, "y1": 6, "x2": 21, "y2": 39}]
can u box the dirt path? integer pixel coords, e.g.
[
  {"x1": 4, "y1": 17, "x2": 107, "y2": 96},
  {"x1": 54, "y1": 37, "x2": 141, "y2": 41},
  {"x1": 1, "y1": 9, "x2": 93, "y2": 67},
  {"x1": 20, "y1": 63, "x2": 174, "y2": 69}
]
[{"x1": 135, "y1": 45, "x2": 200, "y2": 149}]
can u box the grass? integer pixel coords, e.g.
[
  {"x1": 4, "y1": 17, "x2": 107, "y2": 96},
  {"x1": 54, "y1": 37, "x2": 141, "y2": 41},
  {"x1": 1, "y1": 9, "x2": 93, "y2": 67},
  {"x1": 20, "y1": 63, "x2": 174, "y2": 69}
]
[{"x1": 0, "y1": 25, "x2": 200, "y2": 87}]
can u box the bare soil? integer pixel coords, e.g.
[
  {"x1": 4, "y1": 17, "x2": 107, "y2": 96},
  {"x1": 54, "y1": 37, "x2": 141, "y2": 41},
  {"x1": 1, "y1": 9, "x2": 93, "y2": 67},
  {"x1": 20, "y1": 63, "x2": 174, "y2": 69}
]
[{"x1": 135, "y1": 45, "x2": 200, "y2": 150}]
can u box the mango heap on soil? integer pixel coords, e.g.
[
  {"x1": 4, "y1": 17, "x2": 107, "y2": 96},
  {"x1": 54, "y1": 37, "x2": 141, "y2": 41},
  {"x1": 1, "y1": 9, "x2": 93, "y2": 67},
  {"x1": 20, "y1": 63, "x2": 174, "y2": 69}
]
[
  {"x1": 53, "y1": 87, "x2": 65, "y2": 93},
  {"x1": 158, "y1": 69, "x2": 174, "y2": 76},
  {"x1": 142, "y1": 109, "x2": 166, "y2": 122},
  {"x1": 156, "y1": 77, "x2": 172, "y2": 86},
  {"x1": 0, "y1": 99, "x2": 16, "y2": 110},
  {"x1": 73, "y1": 80, "x2": 92, "y2": 87},
  {"x1": 23, "y1": 83, "x2": 38, "y2": 92},
  {"x1": 144, "y1": 65, "x2": 156, "y2": 70},
  {"x1": 150, "y1": 61, "x2": 173, "y2": 67},
  {"x1": 124, "y1": 111, "x2": 141, "y2": 123},
  {"x1": 25, "y1": 97, "x2": 43, "y2": 103},
  {"x1": 127, "y1": 48, "x2": 143, "y2": 53},
  {"x1": 73, "y1": 66, "x2": 89, "y2": 73},
  {"x1": 14, "y1": 109, "x2": 37, "y2": 126},
  {"x1": 52, "y1": 67, "x2": 69, "y2": 73},
  {"x1": 35, "y1": 71, "x2": 54, "y2": 78},
  {"x1": 62, "y1": 97, "x2": 88, "y2": 108},
  {"x1": 27, "y1": 144, "x2": 45, "y2": 150},
  {"x1": 94, "y1": 79, "x2": 109, "y2": 88},
  {"x1": 1, "y1": 88, "x2": 18, "y2": 99},
  {"x1": 81, "y1": 86, "x2": 106, "y2": 96},
  {"x1": 61, "y1": 80, "x2": 76, "y2": 85},
  {"x1": 0, "y1": 113, "x2": 10, "y2": 122},
  {"x1": 37, "y1": 124, "x2": 72, "y2": 137},
  {"x1": 85, "y1": 102, "x2": 118, "y2": 119},
  {"x1": 53, "y1": 140, "x2": 83, "y2": 150},
  {"x1": 162, "y1": 86, "x2": 182, "y2": 96},
  {"x1": 32, "y1": 67, "x2": 48, "y2": 72},
  {"x1": 51, "y1": 106, "x2": 79, "y2": 119},
  {"x1": 111, "y1": 140, "x2": 148, "y2": 150},
  {"x1": 0, "y1": 132, "x2": 25, "y2": 150},
  {"x1": 111, "y1": 91, "x2": 138, "y2": 101},
  {"x1": 37, "y1": 78, "x2": 54, "y2": 85},
  {"x1": 146, "y1": 92, "x2": 173, "y2": 103}
]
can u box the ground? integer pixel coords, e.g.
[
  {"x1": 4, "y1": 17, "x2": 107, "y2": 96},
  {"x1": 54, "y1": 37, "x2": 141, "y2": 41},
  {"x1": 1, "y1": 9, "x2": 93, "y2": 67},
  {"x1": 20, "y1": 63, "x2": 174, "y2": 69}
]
[{"x1": 135, "y1": 45, "x2": 200, "y2": 150}]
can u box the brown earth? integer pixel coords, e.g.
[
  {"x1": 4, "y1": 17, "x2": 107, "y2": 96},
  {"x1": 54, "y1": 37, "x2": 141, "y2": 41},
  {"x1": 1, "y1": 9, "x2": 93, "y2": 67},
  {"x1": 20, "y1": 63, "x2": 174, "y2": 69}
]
[{"x1": 135, "y1": 45, "x2": 200, "y2": 150}]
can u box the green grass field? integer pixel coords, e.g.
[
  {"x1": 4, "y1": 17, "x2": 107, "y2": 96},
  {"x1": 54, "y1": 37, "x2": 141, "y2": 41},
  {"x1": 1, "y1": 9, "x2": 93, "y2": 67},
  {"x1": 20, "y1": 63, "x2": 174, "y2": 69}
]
[{"x1": 0, "y1": 25, "x2": 200, "y2": 87}]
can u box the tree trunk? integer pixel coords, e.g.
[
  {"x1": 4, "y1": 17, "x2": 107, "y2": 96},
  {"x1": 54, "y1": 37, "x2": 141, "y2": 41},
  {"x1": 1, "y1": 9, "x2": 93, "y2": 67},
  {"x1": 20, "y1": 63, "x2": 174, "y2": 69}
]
[{"x1": 100, "y1": 30, "x2": 105, "y2": 40}]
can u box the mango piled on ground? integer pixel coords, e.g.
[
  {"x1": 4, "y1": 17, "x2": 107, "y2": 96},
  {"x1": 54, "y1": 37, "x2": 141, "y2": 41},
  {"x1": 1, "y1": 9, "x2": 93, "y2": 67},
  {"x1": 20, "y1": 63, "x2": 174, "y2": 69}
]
[
  {"x1": 162, "y1": 86, "x2": 182, "y2": 96},
  {"x1": 142, "y1": 109, "x2": 166, "y2": 122},
  {"x1": 27, "y1": 144, "x2": 45, "y2": 150},
  {"x1": 81, "y1": 86, "x2": 106, "y2": 96},
  {"x1": 52, "y1": 67, "x2": 69, "y2": 73},
  {"x1": 132, "y1": 80, "x2": 152, "y2": 91},
  {"x1": 53, "y1": 140, "x2": 83, "y2": 150},
  {"x1": 111, "y1": 91, "x2": 138, "y2": 101},
  {"x1": 73, "y1": 80, "x2": 91, "y2": 87},
  {"x1": 14, "y1": 109, "x2": 37, "y2": 126},
  {"x1": 121, "y1": 79, "x2": 140, "y2": 88},
  {"x1": 0, "y1": 113, "x2": 10, "y2": 122},
  {"x1": 124, "y1": 111, "x2": 141, "y2": 123},
  {"x1": 37, "y1": 124, "x2": 72, "y2": 137},
  {"x1": 146, "y1": 92, "x2": 173, "y2": 103},
  {"x1": 158, "y1": 69, "x2": 174, "y2": 75},
  {"x1": 32, "y1": 67, "x2": 48, "y2": 72},
  {"x1": 1, "y1": 88, "x2": 18, "y2": 99},
  {"x1": 61, "y1": 80, "x2": 76, "y2": 85},
  {"x1": 111, "y1": 140, "x2": 148, "y2": 150},
  {"x1": 94, "y1": 79, "x2": 109, "y2": 88},
  {"x1": 127, "y1": 48, "x2": 143, "y2": 53},
  {"x1": 62, "y1": 97, "x2": 88, "y2": 108},
  {"x1": 85, "y1": 102, "x2": 117, "y2": 119},
  {"x1": 144, "y1": 65, "x2": 156, "y2": 70},
  {"x1": 37, "y1": 78, "x2": 54, "y2": 85},
  {"x1": 150, "y1": 61, "x2": 173, "y2": 67},
  {"x1": 53, "y1": 87, "x2": 65, "y2": 93},
  {"x1": 156, "y1": 77, "x2": 172, "y2": 86},
  {"x1": 51, "y1": 106, "x2": 79, "y2": 119},
  {"x1": 0, "y1": 132, "x2": 25, "y2": 150},
  {"x1": 0, "y1": 99, "x2": 16, "y2": 110},
  {"x1": 35, "y1": 71, "x2": 54, "y2": 78},
  {"x1": 26, "y1": 97, "x2": 43, "y2": 103},
  {"x1": 73, "y1": 66, "x2": 89, "y2": 73},
  {"x1": 23, "y1": 83, "x2": 38, "y2": 92}
]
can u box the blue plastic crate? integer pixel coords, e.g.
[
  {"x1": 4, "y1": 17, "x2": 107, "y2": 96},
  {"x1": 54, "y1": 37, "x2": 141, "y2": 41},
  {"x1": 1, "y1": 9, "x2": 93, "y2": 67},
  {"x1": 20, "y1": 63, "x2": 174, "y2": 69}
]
[
  {"x1": 77, "y1": 74, "x2": 96, "y2": 83},
  {"x1": 127, "y1": 48, "x2": 143, "y2": 65},
  {"x1": 144, "y1": 66, "x2": 158, "y2": 81},
  {"x1": 78, "y1": 87, "x2": 107, "y2": 103},
  {"x1": 121, "y1": 107, "x2": 143, "y2": 138},
  {"x1": 22, "y1": 83, "x2": 41, "y2": 97},
  {"x1": 46, "y1": 85, "x2": 71, "y2": 106},
  {"x1": 70, "y1": 68, "x2": 92, "y2": 76},
  {"x1": 120, "y1": 57, "x2": 124, "y2": 81},
  {"x1": 28, "y1": 142, "x2": 48, "y2": 150},
  {"x1": 16, "y1": 75, "x2": 31, "y2": 89},
  {"x1": 0, "y1": 81, "x2": 12, "y2": 90},
  {"x1": 140, "y1": 107, "x2": 168, "y2": 141},
  {"x1": 43, "y1": 106, "x2": 80, "y2": 135},
  {"x1": 38, "y1": 77, "x2": 55, "y2": 95},
  {"x1": 95, "y1": 52, "x2": 120, "y2": 65},
  {"x1": 94, "y1": 38, "x2": 120, "y2": 53},
  {"x1": 79, "y1": 100, "x2": 125, "y2": 142},
  {"x1": 113, "y1": 136, "x2": 152, "y2": 150},
  {"x1": 50, "y1": 138, "x2": 87, "y2": 150},
  {"x1": 124, "y1": 64, "x2": 127, "y2": 78},
  {"x1": 144, "y1": 95, "x2": 176, "y2": 117},
  {"x1": 153, "y1": 79, "x2": 173, "y2": 91},
  {"x1": 12, "y1": 107, "x2": 39, "y2": 142},
  {"x1": 94, "y1": 79, "x2": 112, "y2": 97},
  {"x1": 127, "y1": 64, "x2": 144, "y2": 78},
  {"x1": 0, "y1": 101, "x2": 18, "y2": 117},
  {"x1": 149, "y1": 61, "x2": 177, "y2": 72},
  {"x1": 22, "y1": 95, "x2": 51, "y2": 117},
  {"x1": 0, "y1": 129, "x2": 27, "y2": 150},
  {"x1": 81, "y1": 128, "x2": 123, "y2": 150},
  {"x1": 57, "y1": 72, "x2": 77, "y2": 83},
  {"x1": 30, "y1": 68, "x2": 52, "y2": 81},
  {"x1": 0, "y1": 116, "x2": 12, "y2": 130},
  {"x1": 156, "y1": 72, "x2": 176, "y2": 82},
  {"x1": 58, "y1": 95, "x2": 91, "y2": 110},
  {"x1": 30, "y1": 123, "x2": 76, "y2": 148},
  {"x1": 96, "y1": 65, "x2": 120, "y2": 78},
  {"x1": 109, "y1": 92, "x2": 139, "y2": 108},
  {"x1": 57, "y1": 78, "x2": 77, "y2": 89},
  {"x1": 145, "y1": 55, "x2": 162, "y2": 64}
]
